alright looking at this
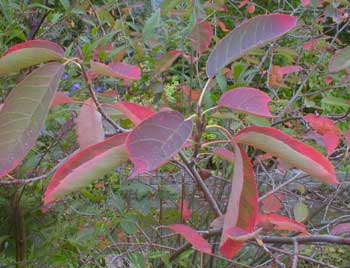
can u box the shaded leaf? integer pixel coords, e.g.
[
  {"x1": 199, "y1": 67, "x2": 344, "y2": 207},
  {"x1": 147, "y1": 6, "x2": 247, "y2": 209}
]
[
  {"x1": 189, "y1": 19, "x2": 213, "y2": 54},
  {"x1": 143, "y1": 9, "x2": 161, "y2": 40},
  {"x1": 206, "y1": 14, "x2": 297, "y2": 77},
  {"x1": 256, "y1": 213, "x2": 308, "y2": 234},
  {"x1": 155, "y1": 50, "x2": 182, "y2": 75},
  {"x1": 160, "y1": 0, "x2": 181, "y2": 16},
  {"x1": 44, "y1": 133, "x2": 129, "y2": 205},
  {"x1": 235, "y1": 126, "x2": 338, "y2": 184},
  {"x1": 0, "y1": 63, "x2": 64, "y2": 177},
  {"x1": 76, "y1": 98, "x2": 105, "y2": 149},
  {"x1": 0, "y1": 40, "x2": 64, "y2": 75},
  {"x1": 261, "y1": 193, "x2": 285, "y2": 213},
  {"x1": 90, "y1": 61, "x2": 141, "y2": 80},
  {"x1": 113, "y1": 101, "x2": 155, "y2": 125},
  {"x1": 268, "y1": 65, "x2": 303, "y2": 87},
  {"x1": 329, "y1": 45, "x2": 350, "y2": 73},
  {"x1": 177, "y1": 85, "x2": 201, "y2": 101},
  {"x1": 218, "y1": 87, "x2": 274, "y2": 117},
  {"x1": 293, "y1": 202, "x2": 309, "y2": 222},
  {"x1": 330, "y1": 223, "x2": 350, "y2": 235},
  {"x1": 220, "y1": 141, "x2": 258, "y2": 259},
  {"x1": 177, "y1": 199, "x2": 192, "y2": 221},
  {"x1": 126, "y1": 110, "x2": 192, "y2": 178},
  {"x1": 51, "y1": 92, "x2": 74, "y2": 107},
  {"x1": 164, "y1": 224, "x2": 211, "y2": 254}
]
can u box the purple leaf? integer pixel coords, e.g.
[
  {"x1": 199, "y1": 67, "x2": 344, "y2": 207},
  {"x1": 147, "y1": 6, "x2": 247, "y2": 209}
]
[{"x1": 126, "y1": 110, "x2": 192, "y2": 177}]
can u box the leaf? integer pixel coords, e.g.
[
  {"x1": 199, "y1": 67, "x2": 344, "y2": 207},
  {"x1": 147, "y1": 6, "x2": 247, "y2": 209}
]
[
  {"x1": 0, "y1": 62, "x2": 64, "y2": 178},
  {"x1": 303, "y1": 114, "x2": 340, "y2": 155},
  {"x1": 143, "y1": 9, "x2": 161, "y2": 40},
  {"x1": 256, "y1": 213, "x2": 308, "y2": 234},
  {"x1": 126, "y1": 110, "x2": 192, "y2": 178},
  {"x1": 177, "y1": 85, "x2": 201, "y2": 101},
  {"x1": 112, "y1": 101, "x2": 155, "y2": 125},
  {"x1": 206, "y1": 14, "x2": 297, "y2": 77},
  {"x1": 44, "y1": 133, "x2": 129, "y2": 205},
  {"x1": 76, "y1": 98, "x2": 105, "y2": 149},
  {"x1": 51, "y1": 92, "x2": 74, "y2": 107},
  {"x1": 155, "y1": 50, "x2": 182, "y2": 75},
  {"x1": 90, "y1": 61, "x2": 141, "y2": 80},
  {"x1": 213, "y1": 147, "x2": 235, "y2": 163},
  {"x1": 160, "y1": 0, "x2": 180, "y2": 16},
  {"x1": 330, "y1": 223, "x2": 350, "y2": 235},
  {"x1": 329, "y1": 45, "x2": 350, "y2": 73},
  {"x1": 268, "y1": 65, "x2": 303, "y2": 87},
  {"x1": 293, "y1": 202, "x2": 309, "y2": 222},
  {"x1": 177, "y1": 199, "x2": 192, "y2": 221},
  {"x1": 0, "y1": 40, "x2": 64, "y2": 75},
  {"x1": 220, "y1": 141, "x2": 258, "y2": 259},
  {"x1": 218, "y1": 87, "x2": 274, "y2": 117},
  {"x1": 163, "y1": 224, "x2": 211, "y2": 254},
  {"x1": 189, "y1": 19, "x2": 213, "y2": 54},
  {"x1": 235, "y1": 126, "x2": 338, "y2": 184},
  {"x1": 261, "y1": 193, "x2": 285, "y2": 213}
]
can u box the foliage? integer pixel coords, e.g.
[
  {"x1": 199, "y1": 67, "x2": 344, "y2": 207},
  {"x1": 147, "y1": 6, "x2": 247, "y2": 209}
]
[{"x1": 1, "y1": 1, "x2": 350, "y2": 267}]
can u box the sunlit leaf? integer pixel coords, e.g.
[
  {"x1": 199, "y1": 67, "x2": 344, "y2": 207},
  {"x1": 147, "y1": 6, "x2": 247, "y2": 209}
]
[
  {"x1": 76, "y1": 98, "x2": 105, "y2": 149},
  {"x1": 0, "y1": 40, "x2": 64, "y2": 75},
  {"x1": 163, "y1": 224, "x2": 211, "y2": 254},
  {"x1": 206, "y1": 14, "x2": 297, "y2": 77},
  {"x1": 0, "y1": 62, "x2": 64, "y2": 178},
  {"x1": 126, "y1": 110, "x2": 192, "y2": 178},
  {"x1": 90, "y1": 61, "x2": 141, "y2": 80},
  {"x1": 220, "y1": 141, "x2": 258, "y2": 259},
  {"x1": 235, "y1": 126, "x2": 338, "y2": 184},
  {"x1": 329, "y1": 45, "x2": 350, "y2": 73},
  {"x1": 218, "y1": 87, "x2": 274, "y2": 117},
  {"x1": 44, "y1": 133, "x2": 129, "y2": 205},
  {"x1": 189, "y1": 19, "x2": 213, "y2": 54}
]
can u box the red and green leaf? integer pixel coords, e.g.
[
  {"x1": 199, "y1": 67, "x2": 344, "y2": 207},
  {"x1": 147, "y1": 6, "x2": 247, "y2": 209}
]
[
  {"x1": 206, "y1": 14, "x2": 297, "y2": 77},
  {"x1": 44, "y1": 133, "x2": 129, "y2": 205},
  {"x1": 235, "y1": 126, "x2": 338, "y2": 184},
  {"x1": 76, "y1": 98, "x2": 105, "y2": 149},
  {"x1": 218, "y1": 87, "x2": 274, "y2": 117},
  {"x1": 261, "y1": 193, "x2": 285, "y2": 213},
  {"x1": 112, "y1": 101, "x2": 155, "y2": 125},
  {"x1": 256, "y1": 213, "x2": 308, "y2": 234},
  {"x1": 154, "y1": 50, "x2": 182, "y2": 75},
  {"x1": 220, "y1": 141, "x2": 258, "y2": 259},
  {"x1": 163, "y1": 224, "x2": 212, "y2": 254},
  {"x1": 0, "y1": 40, "x2": 64, "y2": 75},
  {"x1": 0, "y1": 62, "x2": 64, "y2": 178},
  {"x1": 51, "y1": 92, "x2": 74, "y2": 107},
  {"x1": 90, "y1": 61, "x2": 141, "y2": 80},
  {"x1": 189, "y1": 19, "x2": 213, "y2": 54},
  {"x1": 126, "y1": 110, "x2": 192, "y2": 178}
]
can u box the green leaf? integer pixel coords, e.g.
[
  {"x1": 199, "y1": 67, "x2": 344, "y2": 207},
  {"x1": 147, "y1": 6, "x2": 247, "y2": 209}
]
[
  {"x1": 293, "y1": 202, "x2": 309, "y2": 222},
  {"x1": 143, "y1": 9, "x2": 161, "y2": 40},
  {"x1": 160, "y1": 0, "x2": 180, "y2": 16},
  {"x1": 0, "y1": 62, "x2": 64, "y2": 177},
  {"x1": 329, "y1": 45, "x2": 350, "y2": 73}
]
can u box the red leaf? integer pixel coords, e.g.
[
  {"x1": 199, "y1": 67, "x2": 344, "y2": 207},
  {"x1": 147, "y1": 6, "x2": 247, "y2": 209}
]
[
  {"x1": 303, "y1": 114, "x2": 340, "y2": 155},
  {"x1": 164, "y1": 224, "x2": 212, "y2": 254},
  {"x1": 206, "y1": 14, "x2": 297, "y2": 77},
  {"x1": 93, "y1": 42, "x2": 113, "y2": 61},
  {"x1": 112, "y1": 101, "x2": 155, "y2": 125},
  {"x1": 189, "y1": 19, "x2": 213, "y2": 54},
  {"x1": 268, "y1": 65, "x2": 303, "y2": 88},
  {"x1": 51, "y1": 92, "x2": 74, "y2": 107},
  {"x1": 177, "y1": 199, "x2": 192, "y2": 221},
  {"x1": 44, "y1": 133, "x2": 129, "y2": 205},
  {"x1": 213, "y1": 147, "x2": 235, "y2": 162},
  {"x1": 154, "y1": 50, "x2": 182, "y2": 75},
  {"x1": 177, "y1": 84, "x2": 201, "y2": 100},
  {"x1": 246, "y1": 3, "x2": 255, "y2": 14},
  {"x1": 76, "y1": 98, "x2": 105, "y2": 149},
  {"x1": 262, "y1": 193, "x2": 285, "y2": 213},
  {"x1": 217, "y1": 20, "x2": 229, "y2": 32},
  {"x1": 90, "y1": 61, "x2": 141, "y2": 80},
  {"x1": 220, "y1": 141, "x2": 258, "y2": 259},
  {"x1": 3, "y1": 39, "x2": 64, "y2": 57},
  {"x1": 218, "y1": 87, "x2": 274, "y2": 117},
  {"x1": 330, "y1": 223, "x2": 350, "y2": 235},
  {"x1": 301, "y1": 0, "x2": 311, "y2": 7},
  {"x1": 126, "y1": 110, "x2": 192, "y2": 177},
  {"x1": 256, "y1": 213, "x2": 308, "y2": 234},
  {"x1": 324, "y1": 76, "x2": 333, "y2": 84},
  {"x1": 235, "y1": 126, "x2": 338, "y2": 184}
]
